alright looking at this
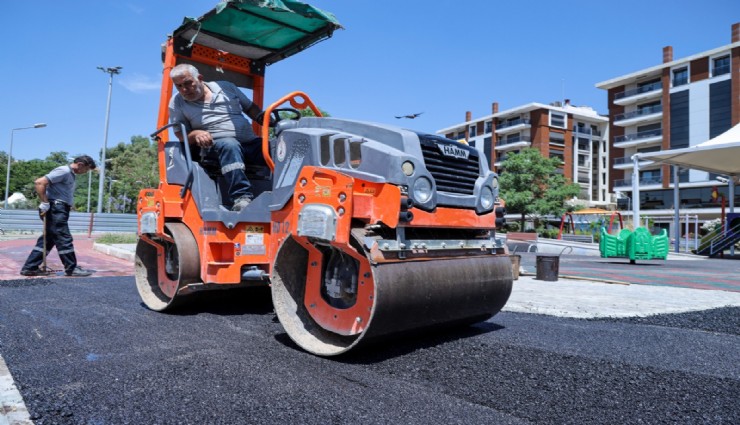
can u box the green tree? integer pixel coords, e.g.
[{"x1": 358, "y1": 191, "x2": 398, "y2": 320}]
[
  {"x1": 499, "y1": 148, "x2": 581, "y2": 230},
  {"x1": 103, "y1": 136, "x2": 158, "y2": 213}
]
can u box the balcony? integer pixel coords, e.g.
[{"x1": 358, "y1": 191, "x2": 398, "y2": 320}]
[
  {"x1": 572, "y1": 126, "x2": 602, "y2": 138},
  {"x1": 613, "y1": 105, "x2": 663, "y2": 127},
  {"x1": 613, "y1": 128, "x2": 662, "y2": 148},
  {"x1": 613, "y1": 81, "x2": 663, "y2": 106},
  {"x1": 612, "y1": 156, "x2": 655, "y2": 170},
  {"x1": 494, "y1": 136, "x2": 531, "y2": 151},
  {"x1": 495, "y1": 118, "x2": 531, "y2": 135},
  {"x1": 613, "y1": 175, "x2": 663, "y2": 189}
]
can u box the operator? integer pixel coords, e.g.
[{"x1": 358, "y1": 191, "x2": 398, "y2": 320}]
[
  {"x1": 169, "y1": 63, "x2": 272, "y2": 212},
  {"x1": 20, "y1": 155, "x2": 97, "y2": 277}
]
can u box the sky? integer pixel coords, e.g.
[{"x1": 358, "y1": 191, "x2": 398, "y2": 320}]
[{"x1": 1, "y1": 0, "x2": 738, "y2": 161}]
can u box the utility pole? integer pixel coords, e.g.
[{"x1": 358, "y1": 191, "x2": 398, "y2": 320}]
[{"x1": 96, "y1": 66, "x2": 122, "y2": 213}]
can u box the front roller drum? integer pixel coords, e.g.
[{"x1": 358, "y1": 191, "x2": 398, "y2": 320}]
[
  {"x1": 135, "y1": 222, "x2": 200, "y2": 311},
  {"x1": 272, "y1": 236, "x2": 513, "y2": 356}
]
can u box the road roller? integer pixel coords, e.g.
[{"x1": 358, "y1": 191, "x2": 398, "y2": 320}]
[{"x1": 135, "y1": 0, "x2": 512, "y2": 356}]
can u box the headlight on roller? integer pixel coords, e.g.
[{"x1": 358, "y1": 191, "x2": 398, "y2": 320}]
[
  {"x1": 412, "y1": 177, "x2": 433, "y2": 203},
  {"x1": 491, "y1": 176, "x2": 499, "y2": 189},
  {"x1": 401, "y1": 161, "x2": 415, "y2": 176},
  {"x1": 480, "y1": 186, "x2": 494, "y2": 210}
]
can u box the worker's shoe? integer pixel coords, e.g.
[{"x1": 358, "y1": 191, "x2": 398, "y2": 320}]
[
  {"x1": 20, "y1": 268, "x2": 41, "y2": 276},
  {"x1": 231, "y1": 196, "x2": 252, "y2": 212},
  {"x1": 66, "y1": 267, "x2": 93, "y2": 277}
]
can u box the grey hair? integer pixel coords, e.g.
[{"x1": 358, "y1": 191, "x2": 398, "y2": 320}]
[{"x1": 170, "y1": 63, "x2": 200, "y2": 80}]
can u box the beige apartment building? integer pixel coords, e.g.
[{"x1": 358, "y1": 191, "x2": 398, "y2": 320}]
[{"x1": 436, "y1": 101, "x2": 610, "y2": 208}]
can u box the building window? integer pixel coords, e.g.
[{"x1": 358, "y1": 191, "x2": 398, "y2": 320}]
[
  {"x1": 672, "y1": 67, "x2": 688, "y2": 87},
  {"x1": 469, "y1": 125, "x2": 477, "y2": 138},
  {"x1": 549, "y1": 148, "x2": 564, "y2": 164},
  {"x1": 484, "y1": 121, "x2": 492, "y2": 134},
  {"x1": 549, "y1": 111, "x2": 566, "y2": 129},
  {"x1": 639, "y1": 169, "x2": 662, "y2": 185},
  {"x1": 456, "y1": 131, "x2": 465, "y2": 140},
  {"x1": 712, "y1": 55, "x2": 730, "y2": 77},
  {"x1": 549, "y1": 132, "x2": 565, "y2": 146}
]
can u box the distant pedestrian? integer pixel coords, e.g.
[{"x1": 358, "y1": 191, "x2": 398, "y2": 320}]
[{"x1": 20, "y1": 155, "x2": 97, "y2": 277}]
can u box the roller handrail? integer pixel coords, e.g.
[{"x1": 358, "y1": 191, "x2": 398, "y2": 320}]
[
  {"x1": 151, "y1": 122, "x2": 194, "y2": 198},
  {"x1": 260, "y1": 91, "x2": 322, "y2": 171}
]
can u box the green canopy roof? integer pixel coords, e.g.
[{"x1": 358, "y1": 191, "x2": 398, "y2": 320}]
[{"x1": 172, "y1": 0, "x2": 342, "y2": 67}]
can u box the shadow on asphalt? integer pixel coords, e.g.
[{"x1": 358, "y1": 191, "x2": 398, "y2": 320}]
[
  {"x1": 270, "y1": 320, "x2": 507, "y2": 363},
  {"x1": 157, "y1": 286, "x2": 274, "y2": 316},
  {"x1": 596, "y1": 261, "x2": 664, "y2": 266}
]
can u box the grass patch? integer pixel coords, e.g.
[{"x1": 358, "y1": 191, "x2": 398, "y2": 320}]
[{"x1": 96, "y1": 233, "x2": 138, "y2": 244}]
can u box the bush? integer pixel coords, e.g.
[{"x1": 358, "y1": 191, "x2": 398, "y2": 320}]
[
  {"x1": 96, "y1": 233, "x2": 137, "y2": 244},
  {"x1": 504, "y1": 222, "x2": 521, "y2": 232},
  {"x1": 538, "y1": 228, "x2": 560, "y2": 239}
]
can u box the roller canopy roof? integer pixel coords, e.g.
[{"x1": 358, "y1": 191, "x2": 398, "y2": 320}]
[{"x1": 171, "y1": 0, "x2": 342, "y2": 67}]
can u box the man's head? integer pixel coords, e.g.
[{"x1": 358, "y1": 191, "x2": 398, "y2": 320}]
[
  {"x1": 71, "y1": 155, "x2": 96, "y2": 175},
  {"x1": 171, "y1": 64, "x2": 206, "y2": 102}
]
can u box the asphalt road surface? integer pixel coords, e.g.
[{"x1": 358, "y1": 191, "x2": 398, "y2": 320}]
[{"x1": 0, "y1": 277, "x2": 738, "y2": 424}]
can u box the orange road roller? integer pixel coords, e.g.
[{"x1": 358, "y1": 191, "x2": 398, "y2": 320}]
[{"x1": 135, "y1": 0, "x2": 512, "y2": 356}]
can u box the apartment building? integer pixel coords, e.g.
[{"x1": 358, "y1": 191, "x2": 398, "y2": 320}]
[
  {"x1": 436, "y1": 101, "x2": 610, "y2": 207},
  {"x1": 596, "y1": 23, "x2": 739, "y2": 225}
]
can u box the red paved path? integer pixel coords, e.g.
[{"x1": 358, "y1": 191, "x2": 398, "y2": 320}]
[{"x1": 0, "y1": 237, "x2": 134, "y2": 280}]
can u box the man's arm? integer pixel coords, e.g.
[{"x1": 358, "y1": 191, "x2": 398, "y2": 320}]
[
  {"x1": 34, "y1": 177, "x2": 50, "y2": 203},
  {"x1": 170, "y1": 97, "x2": 212, "y2": 148}
]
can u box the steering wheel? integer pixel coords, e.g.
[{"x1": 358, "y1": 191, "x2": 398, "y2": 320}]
[{"x1": 270, "y1": 108, "x2": 302, "y2": 125}]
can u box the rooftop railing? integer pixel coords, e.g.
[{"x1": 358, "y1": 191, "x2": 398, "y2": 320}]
[
  {"x1": 497, "y1": 118, "x2": 530, "y2": 129},
  {"x1": 614, "y1": 81, "x2": 662, "y2": 100}
]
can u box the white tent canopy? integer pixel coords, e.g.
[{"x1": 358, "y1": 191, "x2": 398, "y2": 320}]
[
  {"x1": 639, "y1": 123, "x2": 740, "y2": 176},
  {"x1": 629, "y1": 123, "x2": 738, "y2": 253}
]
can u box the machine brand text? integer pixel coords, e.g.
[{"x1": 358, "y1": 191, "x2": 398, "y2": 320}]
[{"x1": 439, "y1": 144, "x2": 469, "y2": 160}]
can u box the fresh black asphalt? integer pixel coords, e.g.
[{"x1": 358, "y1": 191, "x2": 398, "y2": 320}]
[{"x1": 0, "y1": 277, "x2": 738, "y2": 424}]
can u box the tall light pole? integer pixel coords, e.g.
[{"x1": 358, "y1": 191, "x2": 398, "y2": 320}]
[
  {"x1": 96, "y1": 66, "x2": 122, "y2": 213},
  {"x1": 107, "y1": 178, "x2": 119, "y2": 214},
  {"x1": 4, "y1": 123, "x2": 47, "y2": 209},
  {"x1": 87, "y1": 171, "x2": 92, "y2": 212}
]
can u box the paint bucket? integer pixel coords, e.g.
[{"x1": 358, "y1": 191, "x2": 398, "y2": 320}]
[
  {"x1": 510, "y1": 254, "x2": 521, "y2": 280},
  {"x1": 535, "y1": 254, "x2": 559, "y2": 281}
]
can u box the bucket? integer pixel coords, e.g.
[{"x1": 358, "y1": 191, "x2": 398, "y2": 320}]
[
  {"x1": 535, "y1": 254, "x2": 559, "y2": 281},
  {"x1": 510, "y1": 255, "x2": 521, "y2": 280}
]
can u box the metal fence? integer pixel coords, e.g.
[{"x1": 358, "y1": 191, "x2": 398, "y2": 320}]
[{"x1": 0, "y1": 209, "x2": 137, "y2": 234}]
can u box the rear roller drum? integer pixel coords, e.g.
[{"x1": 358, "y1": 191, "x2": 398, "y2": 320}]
[
  {"x1": 271, "y1": 233, "x2": 513, "y2": 356},
  {"x1": 135, "y1": 222, "x2": 200, "y2": 311}
]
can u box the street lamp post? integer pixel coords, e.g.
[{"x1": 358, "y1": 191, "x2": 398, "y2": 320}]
[
  {"x1": 87, "y1": 171, "x2": 92, "y2": 213},
  {"x1": 107, "y1": 178, "x2": 119, "y2": 214},
  {"x1": 4, "y1": 123, "x2": 47, "y2": 209},
  {"x1": 96, "y1": 66, "x2": 122, "y2": 214}
]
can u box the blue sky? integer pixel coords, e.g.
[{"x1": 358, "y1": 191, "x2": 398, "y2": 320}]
[{"x1": 1, "y1": 0, "x2": 738, "y2": 161}]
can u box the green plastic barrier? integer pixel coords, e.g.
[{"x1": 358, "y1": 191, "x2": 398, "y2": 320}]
[{"x1": 599, "y1": 227, "x2": 668, "y2": 262}]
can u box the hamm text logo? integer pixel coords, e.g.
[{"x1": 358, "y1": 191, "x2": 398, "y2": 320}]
[{"x1": 439, "y1": 144, "x2": 469, "y2": 160}]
